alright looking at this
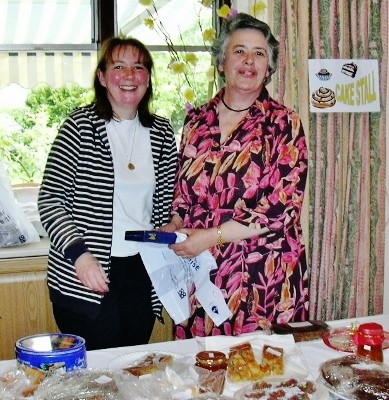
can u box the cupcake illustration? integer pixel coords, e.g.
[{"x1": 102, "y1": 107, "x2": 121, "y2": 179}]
[{"x1": 316, "y1": 68, "x2": 332, "y2": 81}]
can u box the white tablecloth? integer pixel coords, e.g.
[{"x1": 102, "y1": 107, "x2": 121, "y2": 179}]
[
  {"x1": 1, "y1": 314, "x2": 388, "y2": 392},
  {"x1": 299, "y1": 313, "x2": 389, "y2": 378}
]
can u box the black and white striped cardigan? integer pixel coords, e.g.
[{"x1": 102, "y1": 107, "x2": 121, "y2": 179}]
[{"x1": 38, "y1": 104, "x2": 177, "y2": 321}]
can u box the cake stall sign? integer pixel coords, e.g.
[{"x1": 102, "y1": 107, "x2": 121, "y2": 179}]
[{"x1": 308, "y1": 59, "x2": 380, "y2": 113}]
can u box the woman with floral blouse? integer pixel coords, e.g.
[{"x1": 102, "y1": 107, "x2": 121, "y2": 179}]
[{"x1": 163, "y1": 13, "x2": 309, "y2": 338}]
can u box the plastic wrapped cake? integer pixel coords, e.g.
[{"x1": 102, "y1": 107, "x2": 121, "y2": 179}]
[{"x1": 319, "y1": 354, "x2": 389, "y2": 399}]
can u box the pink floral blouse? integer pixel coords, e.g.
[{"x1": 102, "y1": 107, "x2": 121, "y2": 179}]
[{"x1": 172, "y1": 88, "x2": 309, "y2": 338}]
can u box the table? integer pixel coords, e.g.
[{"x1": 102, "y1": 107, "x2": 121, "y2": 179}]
[
  {"x1": 1, "y1": 314, "x2": 388, "y2": 395},
  {"x1": 298, "y1": 313, "x2": 389, "y2": 378}
]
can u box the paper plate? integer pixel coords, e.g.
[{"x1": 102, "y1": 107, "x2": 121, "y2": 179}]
[
  {"x1": 108, "y1": 351, "x2": 184, "y2": 372},
  {"x1": 232, "y1": 377, "x2": 330, "y2": 400},
  {"x1": 322, "y1": 326, "x2": 389, "y2": 353}
]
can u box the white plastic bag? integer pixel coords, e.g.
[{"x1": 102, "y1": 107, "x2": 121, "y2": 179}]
[
  {"x1": 138, "y1": 233, "x2": 232, "y2": 326},
  {"x1": 0, "y1": 162, "x2": 40, "y2": 247}
]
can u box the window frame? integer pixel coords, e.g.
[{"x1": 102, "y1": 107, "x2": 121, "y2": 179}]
[
  {"x1": 0, "y1": 0, "x2": 100, "y2": 52},
  {"x1": 0, "y1": 0, "x2": 226, "y2": 52}
]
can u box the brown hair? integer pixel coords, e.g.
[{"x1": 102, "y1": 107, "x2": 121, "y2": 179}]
[{"x1": 93, "y1": 37, "x2": 155, "y2": 127}]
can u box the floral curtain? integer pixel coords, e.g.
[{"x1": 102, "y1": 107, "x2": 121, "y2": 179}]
[{"x1": 240, "y1": 0, "x2": 387, "y2": 320}]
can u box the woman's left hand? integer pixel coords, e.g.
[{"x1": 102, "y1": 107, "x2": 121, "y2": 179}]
[
  {"x1": 169, "y1": 227, "x2": 216, "y2": 258},
  {"x1": 158, "y1": 221, "x2": 179, "y2": 233},
  {"x1": 158, "y1": 214, "x2": 183, "y2": 233}
]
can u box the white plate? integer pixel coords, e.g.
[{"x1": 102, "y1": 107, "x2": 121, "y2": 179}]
[
  {"x1": 108, "y1": 351, "x2": 184, "y2": 372},
  {"x1": 323, "y1": 385, "x2": 350, "y2": 400},
  {"x1": 232, "y1": 377, "x2": 330, "y2": 400}
]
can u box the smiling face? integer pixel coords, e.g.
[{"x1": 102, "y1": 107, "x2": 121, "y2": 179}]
[
  {"x1": 98, "y1": 45, "x2": 150, "y2": 120},
  {"x1": 219, "y1": 28, "x2": 270, "y2": 97}
]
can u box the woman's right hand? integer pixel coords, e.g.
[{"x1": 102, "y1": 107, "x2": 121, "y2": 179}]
[{"x1": 75, "y1": 252, "x2": 110, "y2": 293}]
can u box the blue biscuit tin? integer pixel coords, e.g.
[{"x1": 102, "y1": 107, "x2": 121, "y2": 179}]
[{"x1": 15, "y1": 333, "x2": 87, "y2": 374}]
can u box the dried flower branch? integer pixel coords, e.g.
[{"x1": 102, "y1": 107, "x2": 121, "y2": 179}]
[{"x1": 137, "y1": 0, "x2": 237, "y2": 108}]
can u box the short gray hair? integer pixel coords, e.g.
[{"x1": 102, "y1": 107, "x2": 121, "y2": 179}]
[{"x1": 211, "y1": 13, "x2": 279, "y2": 85}]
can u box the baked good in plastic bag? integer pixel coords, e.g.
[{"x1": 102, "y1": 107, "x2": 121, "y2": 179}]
[
  {"x1": 319, "y1": 354, "x2": 389, "y2": 399},
  {"x1": 114, "y1": 357, "x2": 208, "y2": 400},
  {"x1": 122, "y1": 352, "x2": 174, "y2": 377},
  {"x1": 0, "y1": 162, "x2": 40, "y2": 247},
  {"x1": 0, "y1": 368, "x2": 44, "y2": 399},
  {"x1": 262, "y1": 345, "x2": 284, "y2": 375},
  {"x1": 31, "y1": 369, "x2": 118, "y2": 399}
]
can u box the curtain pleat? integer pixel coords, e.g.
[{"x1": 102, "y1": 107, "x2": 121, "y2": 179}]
[{"x1": 244, "y1": 0, "x2": 387, "y2": 320}]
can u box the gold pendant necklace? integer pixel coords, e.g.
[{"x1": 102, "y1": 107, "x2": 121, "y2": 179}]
[{"x1": 113, "y1": 119, "x2": 137, "y2": 170}]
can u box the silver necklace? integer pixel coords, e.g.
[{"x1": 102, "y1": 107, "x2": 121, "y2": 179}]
[{"x1": 112, "y1": 119, "x2": 137, "y2": 170}]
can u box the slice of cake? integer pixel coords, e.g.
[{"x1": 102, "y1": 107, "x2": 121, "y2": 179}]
[
  {"x1": 227, "y1": 342, "x2": 271, "y2": 382},
  {"x1": 341, "y1": 62, "x2": 357, "y2": 78},
  {"x1": 123, "y1": 353, "x2": 174, "y2": 376},
  {"x1": 262, "y1": 345, "x2": 284, "y2": 375}
]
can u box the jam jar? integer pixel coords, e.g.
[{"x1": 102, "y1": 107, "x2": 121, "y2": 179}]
[
  {"x1": 353, "y1": 322, "x2": 385, "y2": 362},
  {"x1": 195, "y1": 351, "x2": 227, "y2": 394}
]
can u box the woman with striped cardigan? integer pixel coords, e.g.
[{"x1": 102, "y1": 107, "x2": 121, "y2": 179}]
[{"x1": 38, "y1": 37, "x2": 177, "y2": 350}]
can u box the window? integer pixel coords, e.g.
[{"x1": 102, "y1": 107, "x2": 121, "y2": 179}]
[
  {"x1": 0, "y1": 0, "x2": 217, "y2": 184},
  {"x1": 0, "y1": 0, "x2": 98, "y2": 183},
  {"x1": 117, "y1": 0, "x2": 212, "y2": 47},
  {"x1": 117, "y1": 0, "x2": 215, "y2": 133},
  {"x1": 0, "y1": 0, "x2": 97, "y2": 89}
]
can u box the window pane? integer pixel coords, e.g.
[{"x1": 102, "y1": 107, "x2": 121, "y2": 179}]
[
  {"x1": 151, "y1": 50, "x2": 214, "y2": 133},
  {"x1": 0, "y1": 0, "x2": 92, "y2": 45},
  {"x1": 117, "y1": 0, "x2": 213, "y2": 47},
  {"x1": 0, "y1": 0, "x2": 96, "y2": 185}
]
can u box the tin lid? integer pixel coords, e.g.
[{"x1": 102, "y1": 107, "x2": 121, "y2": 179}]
[
  {"x1": 354, "y1": 323, "x2": 385, "y2": 346},
  {"x1": 16, "y1": 333, "x2": 85, "y2": 353},
  {"x1": 359, "y1": 323, "x2": 384, "y2": 336},
  {"x1": 195, "y1": 350, "x2": 227, "y2": 367}
]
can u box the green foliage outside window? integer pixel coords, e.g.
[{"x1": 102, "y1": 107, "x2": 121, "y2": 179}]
[
  {"x1": 152, "y1": 51, "x2": 213, "y2": 135},
  {"x1": 0, "y1": 84, "x2": 93, "y2": 184},
  {"x1": 14, "y1": 84, "x2": 94, "y2": 129}
]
